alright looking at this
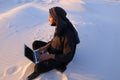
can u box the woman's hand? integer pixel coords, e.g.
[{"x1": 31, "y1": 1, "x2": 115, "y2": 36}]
[
  {"x1": 38, "y1": 46, "x2": 46, "y2": 53},
  {"x1": 39, "y1": 54, "x2": 55, "y2": 62}
]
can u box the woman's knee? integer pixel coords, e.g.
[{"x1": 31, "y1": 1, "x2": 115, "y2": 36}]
[
  {"x1": 32, "y1": 40, "x2": 47, "y2": 50},
  {"x1": 32, "y1": 40, "x2": 40, "y2": 50}
]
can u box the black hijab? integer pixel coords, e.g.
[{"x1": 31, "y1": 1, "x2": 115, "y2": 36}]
[{"x1": 49, "y1": 7, "x2": 80, "y2": 45}]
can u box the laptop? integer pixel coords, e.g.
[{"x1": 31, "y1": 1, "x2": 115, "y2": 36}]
[{"x1": 24, "y1": 44, "x2": 42, "y2": 64}]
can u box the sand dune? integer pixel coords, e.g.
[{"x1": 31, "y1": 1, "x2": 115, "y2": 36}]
[{"x1": 0, "y1": 0, "x2": 120, "y2": 80}]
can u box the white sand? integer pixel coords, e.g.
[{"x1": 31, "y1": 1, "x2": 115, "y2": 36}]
[{"x1": 0, "y1": 0, "x2": 120, "y2": 80}]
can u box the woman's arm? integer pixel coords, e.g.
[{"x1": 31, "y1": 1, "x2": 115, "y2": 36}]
[
  {"x1": 54, "y1": 37, "x2": 76, "y2": 64},
  {"x1": 39, "y1": 54, "x2": 55, "y2": 62}
]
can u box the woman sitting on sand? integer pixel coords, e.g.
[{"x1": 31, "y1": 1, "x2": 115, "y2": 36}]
[{"x1": 27, "y1": 6, "x2": 80, "y2": 80}]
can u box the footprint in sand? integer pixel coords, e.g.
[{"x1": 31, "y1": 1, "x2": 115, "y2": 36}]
[{"x1": 6, "y1": 66, "x2": 18, "y2": 75}]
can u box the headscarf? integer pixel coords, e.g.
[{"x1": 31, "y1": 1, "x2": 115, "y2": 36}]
[{"x1": 49, "y1": 7, "x2": 80, "y2": 45}]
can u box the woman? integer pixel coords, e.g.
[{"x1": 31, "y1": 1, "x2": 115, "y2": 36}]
[{"x1": 27, "y1": 6, "x2": 80, "y2": 80}]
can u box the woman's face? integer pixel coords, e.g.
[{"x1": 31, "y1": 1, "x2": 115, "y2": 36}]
[{"x1": 48, "y1": 15, "x2": 56, "y2": 26}]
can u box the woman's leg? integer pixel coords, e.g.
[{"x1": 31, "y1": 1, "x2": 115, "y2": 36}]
[
  {"x1": 32, "y1": 40, "x2": 47, "y2": 50},
  {"x1": 27, "y1": 60, "x2": 59, "y2": 80},
  {"x1": 27, "y1": 61, "x2": 50, "y2": 80}
]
